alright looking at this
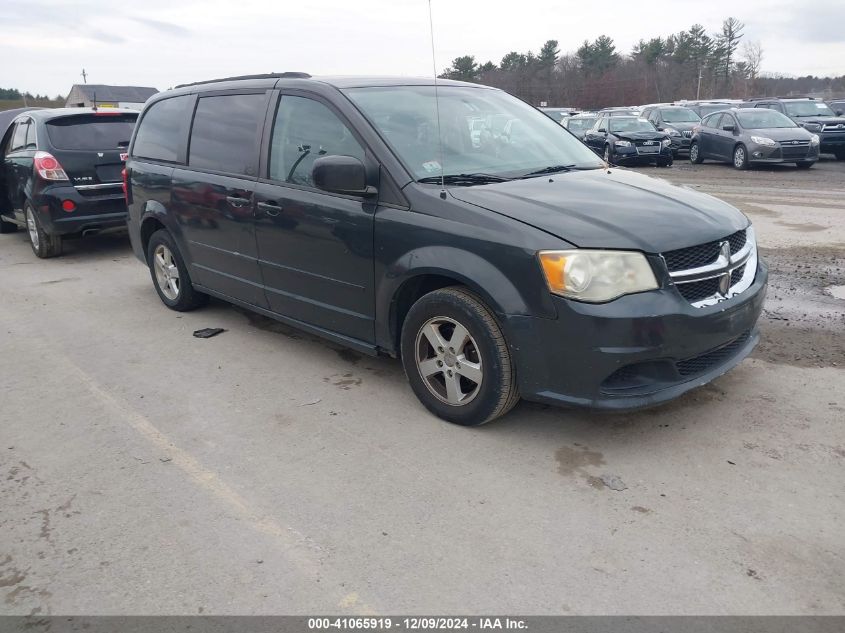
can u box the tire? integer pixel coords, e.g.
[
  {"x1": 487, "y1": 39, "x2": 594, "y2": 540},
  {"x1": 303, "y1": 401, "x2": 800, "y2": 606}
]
[
  {"x1": 400, "y1": 287, "x2": 519, "y2": 426},
  {"x1": 0, "y1": 215, "x2": 17, "y2": 234},
  {"x1": 733, "y1": 144, "x2": 749, "y2": 170},
  {"x1": 795, "y1": 161, "x2": 814, "y2": 170},
  {"x1": 146, "y1": 229, "x2": 208, "y2": 311},
  {"x1": 25, "y1": 202, "x2": 62, "y2": 258},
  {"x1": 657, "y1": 155, "x2": 673, "y2": 167},
  {"x1": 689, "y1": 142, "x2": 703, "y2": 164}
]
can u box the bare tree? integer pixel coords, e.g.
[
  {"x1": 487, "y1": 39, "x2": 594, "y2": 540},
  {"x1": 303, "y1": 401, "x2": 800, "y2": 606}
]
[{"x1": 742, "y1": 40, "x2": 764, "y2": 79}]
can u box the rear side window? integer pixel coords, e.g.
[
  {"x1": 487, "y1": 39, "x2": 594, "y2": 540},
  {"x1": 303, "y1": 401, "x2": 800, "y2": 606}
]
[
  {"x1": 189, "y1": 93, "x2": 266, "y2": 176},
  {"x1": 133, "y1": 96, "x2": 193, "y2": 162},
  {"x1": 10, "y1": 121, "x2": 28, "y2": 152},
  {"x1": 46, "y1": 114, "x2": 137, "y2": 150}
]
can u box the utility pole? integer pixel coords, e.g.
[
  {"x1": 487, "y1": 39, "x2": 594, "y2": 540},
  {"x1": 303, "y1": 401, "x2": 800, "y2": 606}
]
[
  {"x1": 81, "y1": 68, "x2": 88, "y2": 84},
  {"x1": 696, "y1": 68, "x2": 703, "y2": 100}
]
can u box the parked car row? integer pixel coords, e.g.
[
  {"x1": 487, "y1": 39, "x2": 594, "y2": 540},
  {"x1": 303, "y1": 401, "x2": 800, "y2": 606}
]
[
  {"x1": 550, "y1": 96, "x2": 845, "y2": 169},
  {"x1": 1, "y1": 75, "x2": 769, "y2": 426}
]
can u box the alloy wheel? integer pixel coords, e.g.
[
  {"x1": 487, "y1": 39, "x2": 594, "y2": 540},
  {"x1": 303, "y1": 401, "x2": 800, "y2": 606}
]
[
  {"x1": 690, "y1": 144, "x2": 698, "y2": 163},
  {"x1": 153, "y1": 244, "x2": 180, "y2": 300},
  {"x1": 26, "y1": 208, "x2": 39, "y2": 251},
  {"x1": 734, "y1": 146, "x2": 745, "y2": 168},
  {"x1": 414, "y1": 316, "x2": 483, "y2": 406}
]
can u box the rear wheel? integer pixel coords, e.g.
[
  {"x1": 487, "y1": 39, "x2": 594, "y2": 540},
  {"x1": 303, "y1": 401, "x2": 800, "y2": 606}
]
[
  {"x1": 733, "y1": 144, "x2": 749, "y2": 170},
  {"x1": 689, "y1": 142, "x2": 703, "y2": 164},
  {"x1": 146, "y1": 229, "x2": 208, "y2": 311},
  {"x1": 795, "y1": 161, "x2": 814, "y2": 170},
  {"x1": 400, "y1": 287, "x2": 519, "y2": 426},
  {"x1": 25, "y1": 203, "x2": 62, "y2": 258}
]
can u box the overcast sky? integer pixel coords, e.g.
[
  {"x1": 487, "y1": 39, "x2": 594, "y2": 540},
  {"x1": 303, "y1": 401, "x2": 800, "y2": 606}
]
[{"x1": 3, "y1": 0, "x2": 845, "y2": 97}]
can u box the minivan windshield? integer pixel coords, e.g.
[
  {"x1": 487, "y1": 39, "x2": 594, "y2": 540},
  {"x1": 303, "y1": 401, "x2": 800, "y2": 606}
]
[
  {"x1": 660, "y1": 108, "x2": 700, "y2": 123},
  {"x1": 566, "y1": 117, "x2": 596, "y2": 133},
  {"x1": 343, "y1": 86, "x2": 603, "y2": 180},
  {"x1": 784, "y1": 101, "x2": 836, "y2": 117},
  {"x1": 736, "y1": 110, "x2": 797, "y2": 130}
]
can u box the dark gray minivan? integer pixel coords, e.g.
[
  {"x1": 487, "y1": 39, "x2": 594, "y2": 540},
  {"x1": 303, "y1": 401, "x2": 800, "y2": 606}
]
[{"x1": 125, "y1": 73, "x2": 767, "y2": 426}]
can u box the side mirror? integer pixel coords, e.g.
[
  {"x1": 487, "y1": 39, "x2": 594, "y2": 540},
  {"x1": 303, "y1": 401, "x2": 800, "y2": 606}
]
[
  {"x1": 311, "y1": 155, "x2": 376, "y2": 197},
  {"x1": 836, "y1": 109, "x2": 843, "y2": 116},
  {"x1": 723, "y1": 124, "x2": 736, "y2": 133}
]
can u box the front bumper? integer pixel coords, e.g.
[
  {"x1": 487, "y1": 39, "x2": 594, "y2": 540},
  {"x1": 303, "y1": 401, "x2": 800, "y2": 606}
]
[
  {"x1": 818, "y1": 131, "x2": 845, "y2": 153},
  {"x1": 34, "y1": 184, "x2": 127, "y2": 235},
  {"x1": 504, "y1": 259, "x2": 768, "y2": 410},
  {"x1": 612, "y1": 144, "x2": 673, "y2": 164},
  {"x1": 669, "y1": 136, "x2": 692, "y2": 154},
  {"x1": 748, "y1": 143, "x2": 819, "y2": 164}
]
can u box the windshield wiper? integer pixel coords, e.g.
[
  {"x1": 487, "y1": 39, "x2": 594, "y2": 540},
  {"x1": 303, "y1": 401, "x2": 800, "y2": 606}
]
[
  {"x1": 417, "y1": 173, "x2": 511, "y2": 186},
  {"x1": 519, "y1": 164, "x2": 579, "y2": 178}
]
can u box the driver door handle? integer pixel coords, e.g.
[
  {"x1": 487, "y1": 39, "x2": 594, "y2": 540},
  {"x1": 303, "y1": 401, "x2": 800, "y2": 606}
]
[
  {"x1": 226, "y1": 196, "x2": 251, "y2": 208},
  {"x1": 257, "y1": 201, "x2": 282, "y2": 216}
]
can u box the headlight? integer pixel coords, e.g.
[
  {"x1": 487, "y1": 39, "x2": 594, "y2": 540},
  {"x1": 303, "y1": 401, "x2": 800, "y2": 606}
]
[
  {"x1": 803, "y1": 123, "x2": 822, "y2": 132},
  {"x1": 810, "y1": 134, "x2": 820, "y2": 146},
  {"x1": 616, "y1": 140, "x2": 632, "y2": 147},
  {"x1": 662, "y1": 138, "x2": 671, "y2": 146},
  {"x1": 665, "y1": 128, "x2": 681, "y2": 136},
  {"x1": 750, "y1": 136, "x2": 777, "y2": 147},
  {"x1": 538, "y1": 250, "x2": 658, "y2": 303}
]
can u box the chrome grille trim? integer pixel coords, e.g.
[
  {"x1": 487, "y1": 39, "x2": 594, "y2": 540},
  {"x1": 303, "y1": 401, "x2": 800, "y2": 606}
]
[{"x1": 664, "y1": 227, "x2": 757, "y2": 308}]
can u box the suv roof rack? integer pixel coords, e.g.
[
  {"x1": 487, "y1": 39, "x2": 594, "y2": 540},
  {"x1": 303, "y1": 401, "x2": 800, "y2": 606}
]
[
  {"x1": 746, "y1": 95, "x2": 816, "y2": 101},
  {"x1": 175, "y1": 72, "x2": 311, "y2": 89}
]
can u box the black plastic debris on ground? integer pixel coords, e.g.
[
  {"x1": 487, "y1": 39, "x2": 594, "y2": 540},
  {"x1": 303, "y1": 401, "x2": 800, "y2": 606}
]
[{"x1": 193, "y1": 328, "x2": 226, "y2": 339}]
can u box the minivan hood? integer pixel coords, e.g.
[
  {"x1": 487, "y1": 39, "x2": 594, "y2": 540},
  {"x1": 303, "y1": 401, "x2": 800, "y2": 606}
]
[
  {"x1": 662, "y1": 121, "x2": 698, "y2": 132},
  {"x1": 447, "y1": 168, "x2": 748, "y2": 253}
]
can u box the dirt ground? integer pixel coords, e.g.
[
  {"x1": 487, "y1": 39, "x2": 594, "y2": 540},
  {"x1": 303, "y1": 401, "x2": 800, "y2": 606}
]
[{"x1": 1, "y1": 157, "x2": 843, "y2": 616}]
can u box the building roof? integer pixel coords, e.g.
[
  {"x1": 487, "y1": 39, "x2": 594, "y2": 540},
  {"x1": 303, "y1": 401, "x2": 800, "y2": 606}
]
[{"x1": 70, "y1": 84, "x2": 159, "y2": 103}]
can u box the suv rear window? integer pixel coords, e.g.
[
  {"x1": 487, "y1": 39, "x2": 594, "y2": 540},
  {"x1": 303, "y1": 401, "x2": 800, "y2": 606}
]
[
  {"x1": 189, "y1": 93, "x2": 267, "y2": 176},
  {"x1": 133, "y1": 96, "x2": 193, "y2": 162},
  {"x1": 46, "y1": 114, "x2": 137, "y2": 151}
]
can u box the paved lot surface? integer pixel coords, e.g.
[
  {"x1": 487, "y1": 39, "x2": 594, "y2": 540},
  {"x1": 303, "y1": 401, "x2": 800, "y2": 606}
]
[{"x1": 1, "y1": 159, "x2": 844, "y2": 616}]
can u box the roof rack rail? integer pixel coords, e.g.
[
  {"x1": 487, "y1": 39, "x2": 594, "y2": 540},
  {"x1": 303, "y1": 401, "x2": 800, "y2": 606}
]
[
  {"x1": 175, "y1": 72, "x2": 311, "y2": 89},
  {"x1": 746, "y1": 95, "x2": 816, "y2": 101}
]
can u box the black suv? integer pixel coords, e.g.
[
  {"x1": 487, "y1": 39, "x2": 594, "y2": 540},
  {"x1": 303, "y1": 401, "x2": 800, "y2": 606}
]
[
  {"x1": 1, "y1": 108, "x2": 138, "y2": 257},
  {"x1": 643, "y1": 106, "x2": 701, "y2": 157},
  {"x1": 743, "y1": 98, "x2": 845, "y2": 159},
  {"x1": 125, "y1": 74, "x2": 766, "y2": 426}
]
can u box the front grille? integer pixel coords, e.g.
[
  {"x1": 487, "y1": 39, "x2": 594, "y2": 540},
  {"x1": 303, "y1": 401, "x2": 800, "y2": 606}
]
[
  {"x1": 730, "y1": 264, "x2": 746, "y2": 285},
  {"x1": 677, "y1": 277, "x2": 720, "y2": 303},
  {"x1": 676, "y1": 331, "x2": 751, "y2": 377},
  {"x1": 662, "y1": 229, "x2": 746, "y2": 273},
  {"x1": 682, "y1": 130, "x2": 692, "y2": 138},
  {"x1": 823, "y1": 123, "x2": 845, "y2": 132},
  {"x1": 779, "y1": 140, "x2": 811, "y2": 159}
]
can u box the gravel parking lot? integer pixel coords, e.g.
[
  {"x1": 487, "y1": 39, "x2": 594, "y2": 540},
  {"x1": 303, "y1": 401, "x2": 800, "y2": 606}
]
[{"x1": 1, "y1": 159, "x2": 843, "y2": 615}]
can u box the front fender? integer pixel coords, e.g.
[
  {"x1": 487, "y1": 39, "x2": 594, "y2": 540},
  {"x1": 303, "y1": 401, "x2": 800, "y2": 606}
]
[{"x1": 375, "y1": 245, "x2": 557, "y2": 352}]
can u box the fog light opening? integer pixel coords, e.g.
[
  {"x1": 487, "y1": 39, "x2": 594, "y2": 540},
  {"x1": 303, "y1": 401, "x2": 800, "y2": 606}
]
[{"x1": 61, "y1": 200, "x2": 76, "y2": 213}]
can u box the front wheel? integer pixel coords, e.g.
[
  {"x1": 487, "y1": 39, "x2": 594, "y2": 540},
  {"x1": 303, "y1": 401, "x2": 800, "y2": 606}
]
[
  {"x1": 689, "y1": 142, "x2": 703, "y2": 164},
  {"x1": 25, "y1": 203, "x2": 62, "y2": 258},
  {"x1": 400, "y1": 287, "x2": 519, "y2": 426},
  {"x1": 795, "y1": 161, "x2": 814, "y2": 170},
  {"x1": 733, "y1": 144, "x2": 749, "y2": 170},
  {"x1": 146, "y1": 229, "x2": 208, "y2": 311}
]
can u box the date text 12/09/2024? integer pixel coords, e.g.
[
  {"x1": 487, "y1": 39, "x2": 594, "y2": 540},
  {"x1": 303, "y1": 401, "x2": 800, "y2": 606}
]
[{"x1": 308, "y1": 618, "x2": 527, "y2": 630}]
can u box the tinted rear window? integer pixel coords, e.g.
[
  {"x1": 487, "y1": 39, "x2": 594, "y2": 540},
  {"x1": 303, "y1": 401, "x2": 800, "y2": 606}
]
[
  {"x1": 188, "y1": 93, "x2": 266, "y2": 176},
  {"x1": 133, "y1": 96, "x2": 193, "y2": 162},
  {"x1": 46, "y1": 114, "x2": 137, "y2": 150}
]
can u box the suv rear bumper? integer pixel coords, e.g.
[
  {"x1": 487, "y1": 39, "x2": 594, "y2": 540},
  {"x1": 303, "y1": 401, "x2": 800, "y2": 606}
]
[
  {"x1": 504, "y1": 259, "x2": 767, "y2": 410},
  {"x1": 34, "y1": 184, "x2": 127, "y2": 235}
]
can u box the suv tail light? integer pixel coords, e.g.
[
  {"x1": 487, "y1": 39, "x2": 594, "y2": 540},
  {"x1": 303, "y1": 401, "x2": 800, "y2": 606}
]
[
  {"x1": 122, "y1": 167, "x2": 133, "y2": 205},
  {"x1": 33, "y1": 151, "x2": 69, "y2": 181}
]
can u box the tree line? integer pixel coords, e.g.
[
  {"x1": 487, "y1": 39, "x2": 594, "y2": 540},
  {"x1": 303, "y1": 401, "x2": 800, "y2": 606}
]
[
  {"x1": 440, "y1": 18, "x2": 845, "y2": 109},
  {"x1": 0, "y1": 87, "x2": 64, "y2": 102}
]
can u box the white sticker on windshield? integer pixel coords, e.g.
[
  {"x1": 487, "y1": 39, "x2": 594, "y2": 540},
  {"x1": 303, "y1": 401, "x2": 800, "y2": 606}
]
[
  {"x1": 817, "y1": 103, "x2": 828, "y2": 109},
  {"x1": 422, "y1": 161, "x2": 441, "y2": 173}
]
